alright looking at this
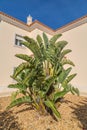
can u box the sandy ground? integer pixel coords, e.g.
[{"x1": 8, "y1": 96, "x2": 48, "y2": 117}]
[{"x1": 0, "y1": 94, "x2": 87, "y2": 130}]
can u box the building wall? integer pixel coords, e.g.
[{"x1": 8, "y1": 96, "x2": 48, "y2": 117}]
[
  {"x1": 60, "y1": 23, "x2": 87, "y2": 92},
  {"x1": 0, "y1": 21, "x2": 31, "y2": 86},
  {"x1": 29, "y1": 28, "x2": 52, "y2": 39},
  {"x1": 0, "y1": 21, "x2": 52, "y2": 87},
  {"x1": 0, "y1": 18, "x2": 87, "y2": 94}
]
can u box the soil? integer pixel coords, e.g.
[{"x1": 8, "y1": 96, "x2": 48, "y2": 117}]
[{"x1": 0, "y1": 94, "x2": 87, "y2": 130}]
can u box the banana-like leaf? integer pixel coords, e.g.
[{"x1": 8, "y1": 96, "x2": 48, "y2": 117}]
[
  {"x1": 15, "y1": 54, "x2": 33, "y2": 62},
  {"x1": 13, "y1": 62, "x2": 29, "y2": 78},
  {"x1": 53, "y1": 90, "x2": 69, "y2": 103},
  {"x1": 50, "y1": 34, "x2": 62, "y2": 44},
  {"x1": 11, "y1": 91, "x2": 20, "y2": 102},
  {"x1": 60, "y1": 49, "x2": 72, "y2": 60},
  {"x1": 43, "y1": 33, "x2": 49, "y2": 49},
  {"x1": 8, "y1": 83, "x2": 27, "y2": 91},
  {"x1": 59, "y1": 67, "x2": 72, "y2": 83},
  {"x1": 74, "y1": 87, "x2": 79, "y2": 96},
  {"x1": 36, "y1": 35, "x2": 46, "y2": 59},
  {"x1": 22, "y1": 69, "x2": 36, "y2": 85},
  {"x1": 36, "y1": 35, "x2": 43, "y2": 46},
  {"x1": 66, "y1": 73, "x2": 77, "y2": 83},
  {"x1": 61, "y1": 58, "x2": 75, "y2": 66},
  {"x1": 63, "y1": 84, "x2": 79, "y2": 96},
  {"x1": 55, "y1": 47, "x2": 61, "y2": 57},
  {"x1": 21, "y1": 41, "x2": 31, "y2": 49},
  {"x1": 56, "y1": 41, "x2": 68, "y2": 51},
  {"x1": 24, "y1": 36, "x2": 36, "y2": 44},
  {"x1": 46, "y1": 46, "x2": 57, "y2": 65},
  {"x1": 70, "y1": 86, "x2": 79, "y2": 96},
  {"x1": 43, "y1": 76, "x2": 56, "y2": 94},
  {"x1": 44, "y1": 99, "x2": 61, "y2": 120},
  {"x1": 22, "y1": 38, "x2": 42, "y2": 60},
  {"x1": 7, "y1": 96, "x2": 32, "y2": 110},
  {"x1": 29, "y1": 44, "x2": 42, "y2": 60},
  {"x1": 54, "y1": 64, "x2": 62, "y2": 76},
  {"x1": 46, "y1": 48, "x2": 55, "y2": 58}
]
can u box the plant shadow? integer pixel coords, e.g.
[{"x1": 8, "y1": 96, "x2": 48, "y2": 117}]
[
  {"x1": 15, "y1": 105, "x2": 33, "y2": 114},
  {"x1": 0, "y1": 110, "x2": 22, "y2": 130},
  {"x1": 70, "y1": 98, "x2": 87, "y2": 129}
]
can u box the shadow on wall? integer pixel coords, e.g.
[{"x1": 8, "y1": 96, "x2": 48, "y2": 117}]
[
  {"x1": 70, "y1": 98, "x2": 87, "y2": 129},
  {"x1": 0, "y1": 110, "x2": 22, "y2": 130}
]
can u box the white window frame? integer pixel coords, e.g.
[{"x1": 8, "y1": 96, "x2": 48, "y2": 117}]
[{"x1": 15, "y1": 34, "x2": 24, "y2": 47}]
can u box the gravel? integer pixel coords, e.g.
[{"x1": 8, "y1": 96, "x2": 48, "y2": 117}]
[{"x1": 0, "y1": 94, "x2": 87, "y2": 130}]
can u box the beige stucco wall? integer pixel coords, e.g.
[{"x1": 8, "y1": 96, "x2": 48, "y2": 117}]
[
  {"x1": 60, "y1": 23, "x2": 87, "y2": 93},
  {"x1": 29, "y1": 28, "x2": 52, "y2": 39},
  {"x1": 0, "y1": 21, "x2": 31, "y2": 86}
]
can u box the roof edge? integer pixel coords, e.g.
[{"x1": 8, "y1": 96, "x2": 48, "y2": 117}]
[
  {"x1": 29, "y1": 20, "x2": 54, "y2": 32},
  {"x1": 0, "y1": 11, "x2": 87, "y2": 34},
  {"x1": 0, "y1": 11, "x2": 30, "y2": 27},
  {"x1": 55, "y1": 15, "x2": 87, "y2": 32},
  {"x1": 0, "y1": 11, "x2": 54, "y2": 35}
]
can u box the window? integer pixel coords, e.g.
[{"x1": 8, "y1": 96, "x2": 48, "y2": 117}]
[{"x1": 15, "y1": 34, "x2": 24, "y2": 47}]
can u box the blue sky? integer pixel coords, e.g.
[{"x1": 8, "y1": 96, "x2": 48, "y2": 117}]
[{"x1": 0, "y1": 0, "x2": 87, "y2": 29}]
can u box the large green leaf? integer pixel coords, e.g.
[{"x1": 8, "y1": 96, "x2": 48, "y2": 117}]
[
  {"x1": 60, "y1": 49, "x2": 72, "y2": 60},
  {"x1": 8, "y1": 83, "x2": 27, "y2": 91},
  {"x1": 43, "y1": 76, "x2": 56, "y2": 94},
  {"x1": 15, "y1": 54, "x2": 33, "y2": 62},
  {"x1": 36, "y1": 35, "x2": 46, "y2": 60},
  {"x1": 59, "y1": 67, "x2": 72, "y2": 83},
  {"x1": 61, "y1": 58, "x2": 75, "y2": 66},
  {"x1": 13, "y1": 62, "x2": 29, "y2": 78},
  {"x1": 36, "y1": 35, "x2": 43, "y2": 47},
  {"x1": 22, "y1": 68, "x2": 37, "y2": 86},
  {"x1": 50, "y1": 34, "x2": 62, "y2": 44},
  {"x1": 56, "y1": 41, "x2": 68, "y2": 51},
  {"x1": 43, "y1": 33, "x2": 49, "y2": 49},
  {"x1": 67, "y1": 74, "x2": 77, "y2": 83},
  {"x1": 7, "y1": 96, "x2": 32, "y2": 109},
  {"x1": 70, "y1": 86, "x2": 79, "y2": 96},
  {"x1": 63, "y1": 84, "x2": 79, "y2": 96},
  {"x1": 21, "y1": 41, "x2": 31, "y2": 50},
  {"x1": 11, "y1": 91, "x2": 20, "y2": 102},
  {"x1": 22, "y1": 37, "x2": 42, "y2": 60},
  {"x1": 24, "y1": 36, "x2": 36, "y2": 44},
  {"x1": 53, "y1": 90, "x2": 69, "y2": 103},
  {"x1": 44, "y1": 99, "x2": 61, "y2": 120}
]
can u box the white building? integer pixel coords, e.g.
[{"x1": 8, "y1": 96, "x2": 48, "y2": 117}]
[{"x1": 0, "y1": 12, "x2": 87, "y2": 95}]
